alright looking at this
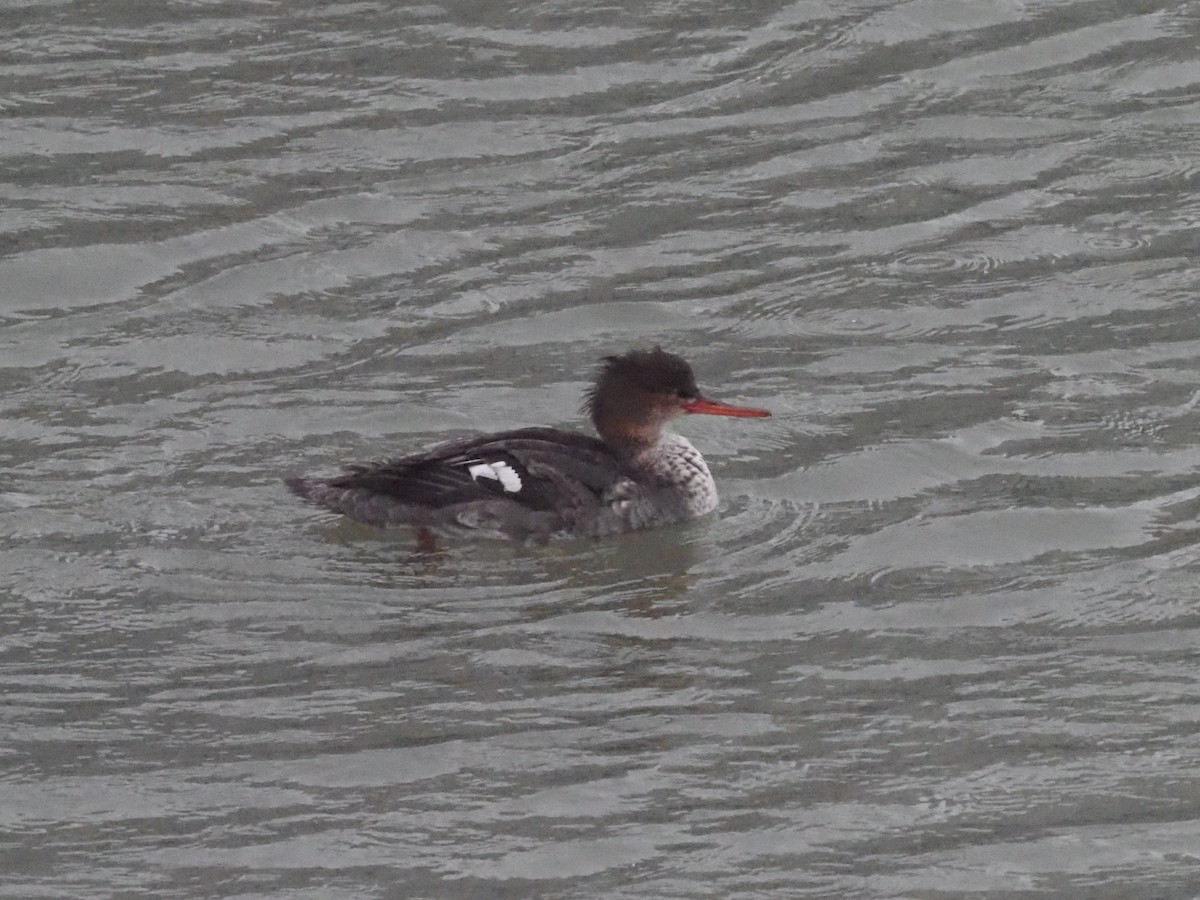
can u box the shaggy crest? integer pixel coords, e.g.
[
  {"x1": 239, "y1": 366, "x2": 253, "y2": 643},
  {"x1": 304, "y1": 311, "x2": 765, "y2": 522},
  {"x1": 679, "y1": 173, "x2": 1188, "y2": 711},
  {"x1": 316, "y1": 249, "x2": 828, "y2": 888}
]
[{"x1": 584, "y1": 346, "x2": 698, "y2": 417}]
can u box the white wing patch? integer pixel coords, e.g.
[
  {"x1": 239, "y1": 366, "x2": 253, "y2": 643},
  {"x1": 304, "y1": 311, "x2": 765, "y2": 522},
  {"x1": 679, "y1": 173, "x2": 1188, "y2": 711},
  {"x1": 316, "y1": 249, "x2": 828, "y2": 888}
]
[{"x1": 466, "y1": 460, "x2": 523, "y2": 493}]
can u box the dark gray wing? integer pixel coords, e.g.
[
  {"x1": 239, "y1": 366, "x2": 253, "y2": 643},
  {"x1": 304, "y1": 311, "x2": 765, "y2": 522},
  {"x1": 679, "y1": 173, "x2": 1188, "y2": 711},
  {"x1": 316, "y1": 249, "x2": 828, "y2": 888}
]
[{"x1": 325, "y1": 427, "x2": 628, "y2": 513}]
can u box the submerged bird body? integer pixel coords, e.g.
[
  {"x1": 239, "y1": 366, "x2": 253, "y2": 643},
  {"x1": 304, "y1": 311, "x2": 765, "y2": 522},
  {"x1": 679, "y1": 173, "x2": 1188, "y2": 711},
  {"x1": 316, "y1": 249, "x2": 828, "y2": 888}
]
[{"x1": 286, "y1": 347, "x2": 770, "y2": 542}]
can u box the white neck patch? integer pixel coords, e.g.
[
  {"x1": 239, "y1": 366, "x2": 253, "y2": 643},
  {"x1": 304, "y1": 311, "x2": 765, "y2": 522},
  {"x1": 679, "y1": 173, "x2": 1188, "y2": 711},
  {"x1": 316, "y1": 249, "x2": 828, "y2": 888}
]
[{"x1": 467, "y1": 460, "x2": 523, "y2": 493}]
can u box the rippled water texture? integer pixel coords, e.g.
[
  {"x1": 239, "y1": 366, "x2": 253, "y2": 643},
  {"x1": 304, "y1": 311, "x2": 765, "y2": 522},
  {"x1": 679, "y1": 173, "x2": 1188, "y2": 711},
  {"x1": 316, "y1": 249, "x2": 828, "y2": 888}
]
[{"x1": 4, "y1": 0, "x2": 1200, "y2": 896}]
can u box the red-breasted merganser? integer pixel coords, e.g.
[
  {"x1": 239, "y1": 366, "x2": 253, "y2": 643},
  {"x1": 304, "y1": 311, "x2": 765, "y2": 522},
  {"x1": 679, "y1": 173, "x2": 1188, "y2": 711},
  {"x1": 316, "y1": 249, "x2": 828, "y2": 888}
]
[{"x1": 286, "y1": 347, "x2": 770, "y2": 542}]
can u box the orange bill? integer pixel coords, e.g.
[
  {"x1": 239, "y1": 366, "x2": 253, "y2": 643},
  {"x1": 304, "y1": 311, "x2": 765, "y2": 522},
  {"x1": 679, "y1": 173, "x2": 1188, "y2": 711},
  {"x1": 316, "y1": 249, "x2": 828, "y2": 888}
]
[{"x1": 683, "y1": 397, "x2": 771, "y2": 418}]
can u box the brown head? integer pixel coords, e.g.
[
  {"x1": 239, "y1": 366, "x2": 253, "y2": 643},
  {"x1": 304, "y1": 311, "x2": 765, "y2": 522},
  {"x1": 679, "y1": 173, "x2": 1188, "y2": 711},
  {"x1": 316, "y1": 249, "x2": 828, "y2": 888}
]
[{"x1": 584, "y1": 346, "x2": 770, "y2": 452}]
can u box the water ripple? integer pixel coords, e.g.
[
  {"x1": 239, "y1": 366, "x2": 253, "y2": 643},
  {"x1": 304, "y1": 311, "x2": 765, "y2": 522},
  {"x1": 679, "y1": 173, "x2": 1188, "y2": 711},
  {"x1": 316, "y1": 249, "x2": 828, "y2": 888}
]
[{"x1": 7, "y1": 0, "x2": 1200, "y2": 897}]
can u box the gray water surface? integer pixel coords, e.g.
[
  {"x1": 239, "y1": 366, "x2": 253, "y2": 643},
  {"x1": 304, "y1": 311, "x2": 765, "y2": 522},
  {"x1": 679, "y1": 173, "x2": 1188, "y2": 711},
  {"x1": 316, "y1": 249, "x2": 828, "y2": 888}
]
[{"x1": 4, "y1": 0, "x2": 1200, "y2": 897}]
